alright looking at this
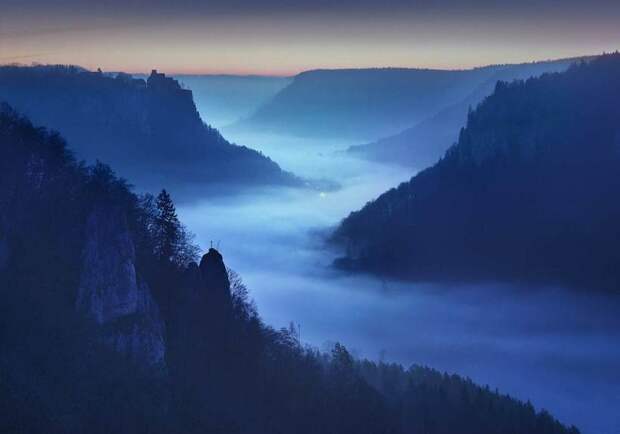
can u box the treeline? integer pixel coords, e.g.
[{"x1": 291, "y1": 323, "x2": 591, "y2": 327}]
[
  {"x1": 0, "y1": 105, "x2": 578, "y2": 433},
  {"x1": 333, "y1": 53, "x2": 620, "y2": 292}
]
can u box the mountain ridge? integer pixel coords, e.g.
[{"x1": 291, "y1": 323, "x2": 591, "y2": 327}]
[
  {"x1": 0, "y1": 65, "x2": 299, "y2": 192},
  {"x1": 348, "y1": 56, "x2": 587, "y2": 167},
  {"x1": 333, "y1": 53, "x2": 620, "y2": 291},
  {"x1": 232, "y1": 56, "x2": 591, "y2": 141}
]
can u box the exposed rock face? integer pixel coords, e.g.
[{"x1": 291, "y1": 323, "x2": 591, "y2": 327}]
[
  {"x1": 103, "y1": 279, "x2": 166, "y2": 368},
  {"x1": 76, "y1": 205, "x2": 166, "y2": 369},
  {"x1": 77, "y1": 207, "x2": 139, "y2": 323}
]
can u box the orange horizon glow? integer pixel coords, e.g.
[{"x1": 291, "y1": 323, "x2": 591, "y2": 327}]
[
  {"x1": 2, "y1": 2, "x2": 619, "y2": 77},
  {"x1": 1, "y1": 48, "x2": 614, "y2": 78}
]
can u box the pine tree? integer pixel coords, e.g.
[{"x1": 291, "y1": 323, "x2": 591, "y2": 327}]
[{"x1": 155, "y1": 189, "x2": 180, "y2": 262}]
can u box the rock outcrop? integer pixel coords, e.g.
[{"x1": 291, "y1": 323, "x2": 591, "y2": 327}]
[
  {"x1": 198, "y1": 248, "x2": 232, "y2": 308},
  {"x1": 167, "y1": 248, "x2": 233, "y2": 387},
  {"x1": 177, "y1": 248, "x2": 232, "y2": 342},
  {"x1": 76, "y1": 205, "x2": 166, "y2": 369}
]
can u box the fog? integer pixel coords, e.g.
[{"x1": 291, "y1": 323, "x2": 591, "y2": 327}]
[
  {"x1": 175, "y1": 125, "x2": 619, "y2": 434},
  {"x1": 175, "y1": 75, "x2": 291, "y2": 128}
]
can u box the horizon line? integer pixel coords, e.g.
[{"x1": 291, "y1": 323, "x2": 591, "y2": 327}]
[{"x1": 1, "y1": 51, "x2": 611, "y2": 78}]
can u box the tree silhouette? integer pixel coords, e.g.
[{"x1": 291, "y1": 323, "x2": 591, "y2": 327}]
[{"x1": 154, "y1": 189, "x2": 180, "y2": 263}]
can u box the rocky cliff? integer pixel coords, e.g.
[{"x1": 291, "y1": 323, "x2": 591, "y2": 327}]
[
  {"x1": 0, "y1": 65, "x2": 298, "y2": 190},
  {"x1": 77, "y1": 205, "x2": 166, "y2": 369}
]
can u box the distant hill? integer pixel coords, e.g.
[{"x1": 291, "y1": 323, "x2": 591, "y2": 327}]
[
  {"x1": 0, "y1": 65, "x2": 298, "y2": 191},
  {"x1": 175, "y1": 74, "x2": 291, "y2": 128},
  {"x1": 348, "y1": 57, "x2": 583, "y2": 168},
  {"x1": 333, "y1": 53, "x2": 620, "y2": 291},
  {"x1": 232, "y1": 67, "x2": 499, "y2": 140},
  {"x1": 232, "y1": 59, "x2": 585, "y2": 141}
]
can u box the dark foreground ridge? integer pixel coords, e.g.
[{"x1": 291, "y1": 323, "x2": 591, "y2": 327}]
[
  {"x1": 0, "y1": 105, "x2": 578, "y2": 433},
  {"x1": 333, "y1": 53, "x2": 620, "y2": 292}
]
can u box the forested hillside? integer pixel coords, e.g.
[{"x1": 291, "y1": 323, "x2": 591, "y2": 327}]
[
  {"x1": 347, "y1": 57, "x2": 580, "y2": 168},
  {"x1": 0, "y1": 104, "x2": 578, "y2": 433},
  {"x1": 234, "y1": 59, "x2": 581, "y2": 141},
  {"x1": 0, "y1": 65, "x2": 297, "y2": 190},
  {"x1": 334, "y1": 54, "x2": 620, "y2": 291},
  {"x1": 234, "y1": 67, "x2": 499, "y2": 140}
]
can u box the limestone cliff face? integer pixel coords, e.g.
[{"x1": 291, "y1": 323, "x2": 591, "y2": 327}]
[{"x1": 76, "y1": 205, "x2": 166, "y2": 369}]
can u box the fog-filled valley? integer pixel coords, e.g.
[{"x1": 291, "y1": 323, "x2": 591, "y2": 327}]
[
  {"x1": 2, "y1": 52, "x2": 619, "y2": 434},
  {"x1": 175, "y1": 75, "x2": 291, "y2": 129},
  {"x1": 172, "y1": 69, "x2": 619, "y2": 434}
]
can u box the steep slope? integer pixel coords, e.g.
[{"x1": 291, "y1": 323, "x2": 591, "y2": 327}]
[
  {"x1": 233, "y1": 67, "x2": 505, "y2": 140},
  {"x1": 0, "y1": 105, "x2": 579, "y2": 434},
  {"x1": 76, "y1": 205, "x2": 166, "y2": 368},
  {"x1": 348, "y1": 57, "x2": 582, "y2": 168},
  {"x1": 333, "y1": 54, "x2": 620, "y2": 291},
  {"x1": 0, "y1": 65, "x2": 297, "y2": 190}
]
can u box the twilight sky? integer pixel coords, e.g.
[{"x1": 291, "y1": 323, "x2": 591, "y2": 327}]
[{"x1": 1, "y1": 0, "x2": 619, "y2": 75}]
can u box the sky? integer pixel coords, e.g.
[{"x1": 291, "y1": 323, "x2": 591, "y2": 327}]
[{"x1": 1, "y1": 0, "x2": 620, "y2": 75}]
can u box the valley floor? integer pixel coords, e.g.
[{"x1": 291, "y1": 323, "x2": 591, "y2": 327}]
[{"x1": 177, "y1": 132, "x2": 620, "y2": 434}]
